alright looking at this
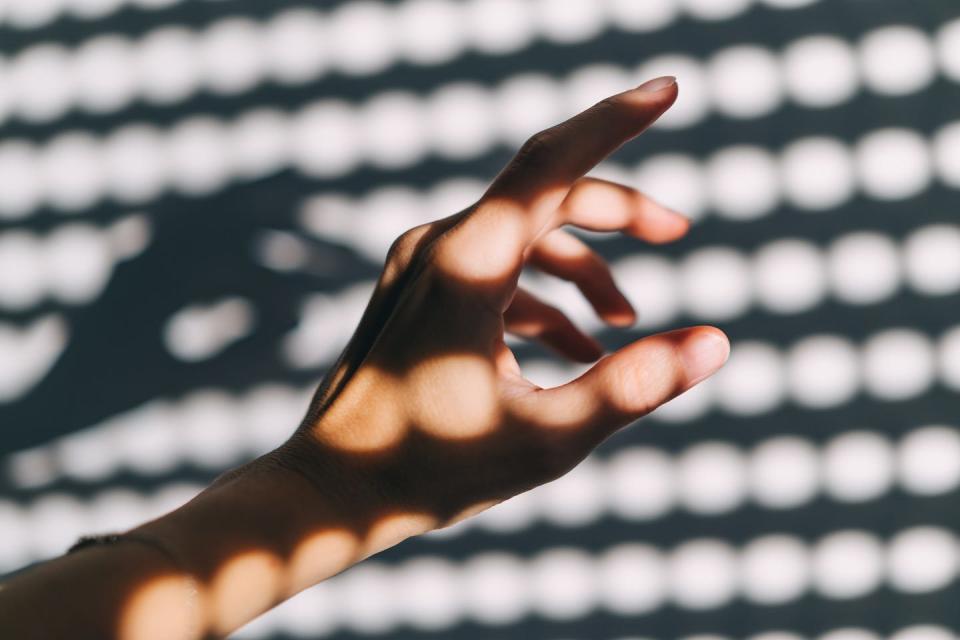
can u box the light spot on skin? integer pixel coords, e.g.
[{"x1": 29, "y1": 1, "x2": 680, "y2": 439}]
[
  {"x1": 208, "y1": 550, "x2": 283, "y2": 635},
  {"x1": 119, "y1": 574, "x2": 204, "y2": 640},
  {"x1": 363, "y1": 512, "x2": 438, "y2": 558},
  {"x1": 405, "y1": 354, "x2": 500, "y2": 440},
  {"x1": 285, "y1": 529, "x2": 359, "y2": 595},
  {"x1": 316, "y1": 369, "x2": 408, "y2": 453}
]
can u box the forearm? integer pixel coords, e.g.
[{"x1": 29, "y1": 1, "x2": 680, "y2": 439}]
[{"x1": 0, "y1": 446, "x2": 430, "y2": 639}]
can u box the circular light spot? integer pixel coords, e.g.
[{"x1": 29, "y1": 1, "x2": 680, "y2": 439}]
[
  {"x1": 495, "y1": 73, "x2": 564, "y2": 147},
  {"x1": 475, "y1": 491, "x2": 537, "y2": 533},
  {"x1": 0, "y1": 232, "x2": 44, "y2": 309},
  {"x1": 940, "y1": 326, "x2": 960, "y2": 391},
  {"x1": 783, "y1": 35, "x2": 859, "y2": 108},
  {"x1": 27, "y1": 494, "x2": 88, "y2": 560},
  {"x1": 860, "y1": 26, "x2": 936, "y2": 96},
  {"x1": 635, "y1": 154, "x2": 707, "y2": 220},
  {"x1": 937, "y1": 18, "x2": 960, "y2": 82},
  {"x1": 73, "y1": 35, "x2": 138, "y2": 113},
  {"x1": 754, "y1": 239, "x2": 826, "y2": 314},
  {"x1": 615, "y1": 256, "x2": 680, "y2": 328},
  {"x1": 44, "y1": 224, "x2": 112, "y2": 304},
  {"x1": 200, "y1": 18, "x2": 266, "y2": 95},
  {"x1": 536, "y1": 0, "x2": 606, "y2": 44},
  {"x1": 856, "y1": 129, "x2": 932, "y2": 200},
  {"x1": 0, "y1": 142, "x2": 42, "y2": 219},
  {"x1": 599, "y1": 544, "x2": 666, "y2": 615},
  {"x1": 566, "y1": 64, "x2": 632, "y2": 113},
  {"x1": 708, "y1": 45, "x2": 782, "y2": 118},
  {"x1": 396, "y1": 0, "x2": 467, "y2": 65},
  {"x1": 636, "y1": 55, "x2": 708, "y2": 129},
  {"x1": 706, "y1": 146, "x2": 779, "y2": 220},
  {"x1": 781, "y1": 137, "x2": 856, "y2": 210},
  {"x1": 891, "y1": 627, "x2": 957, "y2": 640},
  {"x1": 862, "y1": 329, "x2": 935, "y2": 401},
  {"x1": 813, "y1": 531, "x2": 884, "y2": 599},
  {"x1": 56, "y1": 427, "x2": 119, "y2": 482},
  {"x1": 336, "y1": 564, "x2": 398, "y2": 634},
  {"x1": 539, "y1": 458, "x2": 605, "y2": 526},
  {"x1": 677, "y1": 442, "x2": 747, "y2": 514},
  {"x1": 229, "y1": 109, "x2": 291, "y2": 180},
  {"x1": 461, "y1": 553, "x2": 530, "y2": 625},
  {"x1": 652, "y1": 376, "x2": 716, "y2": 423},
  {"x1": 359, "y1": 91, "x2": 428, "y2": 169},
  {"x1": 466, "y1": 0, "x2": 537, "y2": 55},
  {"x1": 530, "y1": 548, "x2": 599, "y2": 620},
  {"x1": 10, "y1": 44, "x2": 75, "y2": 123},
  {"x1": 396, "y1": 557, "x2": 461, "y2": 630},
  {"x1": 103, "y1": 125, "x2": 167, "y2": 204},
  {"x1": 606, "y1": 447, "x2": 676, "y2": 520},
  {"x1": 608, "y1": 0, "x2": 678, "y2": 32},
  {"x1": 165, "y1": 117, "x2": 231, "y2": 196},
  {"x1": 292, "y1": 101, "x2": 361, "y2": 178},
  {"x1": 117, "y1": 402, "x2": 181, "y2": 475},
  {"x1": 822, "y1": 431, "x2": 895, "y2": 502},
  {"x1": 740, "y1": 535, "x2": 810, "y2": 605},
  {"x1": 178, "y1": 391, "x2": 244, "y2": 469},
  {"x1": 41, "y1": 132, "x2": 106, "y2": 211},
  {"x1": 887, "y1": 527, "x2": 959, "y2": 593},
  {"x1": 750, "y1": 436, "x2": 820, "y2": 509},
  {"x1": 828, "y1": 232, "x2": 900, "y2": 305},
  {"x1": 668, "y1": 539, "x2": 738, "y2": 609},
  {"x1": 820, "y1": 631, "x2": 881, "y2": 640},
  {"x1": 899, "y1": 425, "x2": 960, "y2": 496},
  {"x1": 787, "y1": 335, "x2": 860, "y2": 408},
  {"x1": 904, "y1": 224, "x2": 960, "y2": 295},
  {"x1": 329, "y1": 2, "x2": 397, "y2": 75},
  {"x1": 933, "y1": 121, "x2": 960, "y2": 188},
  {"x1": 88, "y1": 489, "x2": 147, "y2": 535},
  {"x1": 716, "y1": 342, "x2": 786, "y2": 415},
  {"x1": 264, "y1": 9, "x2": 327, "y2": 85},
  {"x1": 137, "y1": 27, "x2": 201, "y2": 105},
  {"x1": 427, "y1": 83, "x2": 496, "y2": 159},
  {"x1": 680, "y1": 247, "x2": 752, "y2": 320}
]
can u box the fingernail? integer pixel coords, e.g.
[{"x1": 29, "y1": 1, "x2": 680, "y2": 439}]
[
  {"x1": 680, "y1": 329, "x2": 730, "y2": 385},
  {"x1": 637, "y1": 75, "x2": 676, "y2": 93}
]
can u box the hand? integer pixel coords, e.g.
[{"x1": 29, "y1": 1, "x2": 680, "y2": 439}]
[{"x1": 279, "y1": 75, "x2": 731, "y2": 539}]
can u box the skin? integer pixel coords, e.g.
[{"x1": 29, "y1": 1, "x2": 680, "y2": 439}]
[{"x1": 0, "y1": 76, "x2": 730, "y2": 639}]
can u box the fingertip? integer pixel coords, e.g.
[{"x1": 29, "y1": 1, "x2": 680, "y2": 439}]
[
  {"x1": 632, "y1": 204, "x2": 692, "y2": 244},
  {"x1": 678, "y1": 326, "x2": 730, "y2": 386}
]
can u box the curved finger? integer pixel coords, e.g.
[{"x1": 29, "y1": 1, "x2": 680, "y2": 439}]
[
  {"x1": 518, "y1": 326, "x2": 729, "y2": 438},
  {"x1": 559, "y1": 177, "x2": 689, "y2": 244},
  {"x1": 504, "y1": 288, "x2": 605, "y2": 363},
  {"x1": 528, "y1": 229, "x2": 635, "y2": 327}
]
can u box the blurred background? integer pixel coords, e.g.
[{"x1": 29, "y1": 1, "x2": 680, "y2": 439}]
[{"x1": 2, "y1": 0, "x2": 960, "y2": 638}]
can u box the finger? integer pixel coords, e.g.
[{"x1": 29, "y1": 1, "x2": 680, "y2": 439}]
[
  {"x1": 504, "y1": 288, "x2": 605, "y2": 363},
  {"x1": 519, "y1": 326, "x2": 729, "y2": 438},
  {"x1": 527, "y1": 229, "x2": 636, "y2": 327},
  {"x1": 432, "y1": 77, "x2": 678, "y2": 287},
  {"x1": 559, "y1": 177, "x2": 689, "y2": 245}
]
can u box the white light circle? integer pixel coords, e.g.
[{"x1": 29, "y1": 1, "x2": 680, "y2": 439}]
[
  {"x1": 26, "y1": 494, "x2": 89, "y2": 560},
  {"x1": 787, "y1": 335, "x2": 860, "y2": 408},
  {"x1": 0, "y1": 232, "x2": 44, "y2": 310},
  {"x1": 749, "y1": 436, "x2": 820, "y2": 509},
  {"x1": 859, "y1": 26, "x2": 936, "y2": 96},
  {"x1": 706, "y1": 146, "x2": 780, "y2": 220},
  {"x1": 783, "y1": 35, "x2": 859, "y2": 108},
  {"x1": 328, "y1": 2, "x2": 397, "y2": 75},
  {"x1": 899, "y1": 425, "x2": 960, "y2": 496},
  {"x1": 461, "y1": 553, "x2": 530, "y2": 625},
  {"x1": 813, "y1": 531, "x2": 884, "y2": 599},
  {"x1": 941, "y1": 326, "x2": 960, "y2": 392},
  {"x1": 359, "y1": 91, "x2": 428, "y2": 169},
  {"x1": 137, "y1": 27, "x2": 201, "y2": 105},
  {"x1": 200, "y1": 18, "x2": 266, "y2": 95},
  {"x1": 708, "y1": 46, "x2": 783, "y2": 118},
  {"x1": 715, "y1": 342, "x2": 786, "y2": 415},
  {"x1": 828, "y1": 232, "x2": 900, "y2": 305},
  {"x1": 292, "y1": 101, "x2": 361, "y2": 178},
  {"x1": 903, "y1": 225, "x2": 960, "y2": 295},
  {"x1": 466, "y1": 0, "x2": 537, "y2": 55},
  {"x1": 635, "y1": 154, "x2": 707, "y2": 220},
  {"x1": 103, "y1": 125, "x2": 167, "y2": 204},
  {"x1": 862, "y1": 329, "x2": 936, "y2": 401},
  {"x1": 165, "y1": 117, "x2": 231, "y2": 196},
  {"x1": 0, "y1": 142, "x2": 42, "y2": 218},
  {"x1": 539, "y1": 459, "x2": 605, "y2": 526},
  {"x1": 529, "y1": 548, "x2": 599, "y2": 620},
  {"x1": 264, "y1": 9, "x2": 328, "y2": 86},
  {"x1": 599, "y1": 544, "x2": 667, "y2": 615},
  {"x1": 229, "y1": 109, "x2": 291, "y2": 180},
  {"x1": 10, "y1": 45, "x2": 75, "y2": 123},
  {"x1": 56, "y1": 428, "x2": 119, "y2": 482},
  {"x1": 536, "y1": 0, "x2": 606, "y2": 44},
  {"x1": 677, "y1": 442, "x2": 747, "y2": 514},
  {"x1": 73, "y1": 35, "x2": 138, "y2": 114},
  {"x1": 495, "y1": 73, "x2": 564, "y2": 147},
  {"x1": 887, "y1": 527, "x2": 959, "y2": 593},
  {"x1": 636, "y1": 55, "x2": 709, "y2": 129},
  {"x1": 40, "y1": 132, "x2": 106, "y2": 212},
  {"x1": 890, "y1": 628, "x2": 957, "y2": 640},
  {"x1": 668, "y1": 539, "x2": 738, "y2": 609},
  {"x1": 396, "y1": 557, "x2": 462, "y2": 630},
  {"x1": 933, "y1": 121, "x2": 960, "y2": 188},
  {"x1": 615, "y1": 255, "x2": 680, "y2": 329},
  {"x1": 336, "y1": 564, "x2": 399, "y2": 634},
  {"x1": 937, "y1": 18, "x2": 960, "y2": 82},
  {"x1": 856, "y1": 129, "x2": 932, "y2": 201},
  {"x1": 781, "y1": 137, "x2": 856, "y2": 210},
  {"x1": 606, "y1": 447, "x2": 676, "y2": 520},
  {"x1": 754, "y1": 239, "x2": 826, "y2": 314},
  {"x1": 7, "y1": 0, "x2": 64, "y2": 29},
  {"x1": 44, "y1": 224, "x2": 112, "y2": 304},
  {"x1": 607, "y1": 0, "x2": 678, "y2": 32},
  {"x1": 740, "y1": 535, "x2": 810, "y2": 605},
  {"x1": 566, "y1": 64, "x2": 632, "y2": 113},
  {"x1": 395, "y1": 0, "x2": 467, "y2": 65},
  {"x1": 680, "y1": 247, "x2": 752, "y2": 320},
  {"x1": 178, "y1": 391, "x2": 244, "y2": 469},
  {"x1": 653, "y1": 376, "x2": 716, "y2": 423},
  {"x1": 427, "y1": 83, "x2": 496, "y2": 159},
  {"x1": 822, "y1": 431, "x2": 895, "y2": 502}
]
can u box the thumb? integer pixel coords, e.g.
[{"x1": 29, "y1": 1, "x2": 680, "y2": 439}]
[{"x1": 523, "y1": 326, "x2": 729, "y2": 437}]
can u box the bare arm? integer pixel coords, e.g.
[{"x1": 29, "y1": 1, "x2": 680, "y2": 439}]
[{"x1": 0, "y1": 76, "x2": 730, "y2": 639}]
